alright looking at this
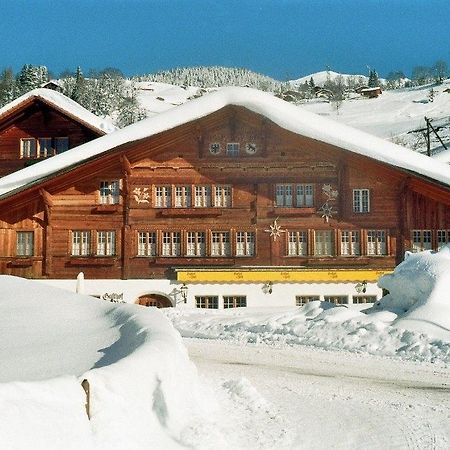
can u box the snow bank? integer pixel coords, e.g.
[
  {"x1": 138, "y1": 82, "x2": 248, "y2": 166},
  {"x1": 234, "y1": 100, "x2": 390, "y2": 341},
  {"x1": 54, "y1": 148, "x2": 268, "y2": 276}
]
[
  {"x1": 165, "y1": 247, "x2": 450, "y2": 364},
  {"x1": 374, "y1": 244, "x2": 450, "y2": 340},
  {"x1": 0, "y1": 276, "x2": 210, "y2": 450}
]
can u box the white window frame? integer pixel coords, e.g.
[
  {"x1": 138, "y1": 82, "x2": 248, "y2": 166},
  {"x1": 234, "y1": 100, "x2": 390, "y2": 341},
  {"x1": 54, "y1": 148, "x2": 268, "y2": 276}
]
[
  {"x1": 223, "y1": 296, "x2": 247, "y2": 308},
  {"x1": 155, "y1": 186, "x2": 171, "y2": 208},
  {"x1": 186, "y1": 231, "x2": 206, "y2": 257},
  {"x1": 437, "y1": 230, "x2": 450, "y2": 250},
  {"x1": 96, "y1": 231, "x2": 116, "y2": 256},
  {"x1": 275, "y1": 184, "x2": 293, "y2": 207},
  {"x1": 367, "y1": 230, "x2": 387, "y2": 256},
  {"x1": 211, "y1": 231, "x2": 231, "y2": 257},
  {"x1": 174, "y1": 186, "x2": 192, "y2": 208},
  {"x1": 287, "y1": 231, "x2": 308, "y2": 256},
  {"x1": 137, "y1": 231, "x2": 157, "y2": 257},
  {"x1": 296, "y1": 184, "x2": 314, "y2": 207},
  {"x1": 194, "y1": 186, "x2": 212, "y2": 207},
  {"x1": 20, "y1": 138, "x2": 37, "y2": 158},
  {"x1": 214, "y1": 185, "x2": 232, "y2": 207},
  {"x1": 195, "y1": 296, "x2": 219, "y2": 309},
  {"x1": 340, "y1": 230, "x2": 360, "y2": 256},
  {"x1": 16, "y1": 231, "x2": 34, "y2": 256},
  {"x1": 71, "y1": 231, "x2": 91, "y2": 256},
  {"x1": 99, "y1": 180, "x2": 120, "y2": 205},
  {"x1": 162, "y1": 231, "x2": 181, "y2": 256},
  {"x1": 353, "y1": 189, "x2": 370, "y2": 213},
  {"x1": 296, "y1": 295, "x2": 320, "y2": 306},
  {"x1": 235, "y1": 231, "x2": 255, "y2": 257},
  {"x1": 314, "y1": 230, "x2": 334, "y2": 256},
  {"x1": 411, "y1": 230, "x2": 432, "y2": 252},
  {"x1": 324, "y1": 295, "x2": 349, "y2": 305}
]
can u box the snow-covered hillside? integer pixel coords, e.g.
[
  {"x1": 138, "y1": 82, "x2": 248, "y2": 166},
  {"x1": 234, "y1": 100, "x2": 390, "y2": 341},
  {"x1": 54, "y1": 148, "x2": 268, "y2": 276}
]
[{"x1": 290, "y1": 70, "x2": 370, "y2": 87}]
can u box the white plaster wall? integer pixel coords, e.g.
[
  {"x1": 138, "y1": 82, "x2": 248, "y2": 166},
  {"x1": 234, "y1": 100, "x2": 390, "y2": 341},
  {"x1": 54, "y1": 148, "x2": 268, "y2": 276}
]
[{"x1": 38, "y1": 278, "x2": 382, "y2": 308}]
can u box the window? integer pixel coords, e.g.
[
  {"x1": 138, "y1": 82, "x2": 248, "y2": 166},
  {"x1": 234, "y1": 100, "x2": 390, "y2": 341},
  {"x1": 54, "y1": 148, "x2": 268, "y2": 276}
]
[
  {"x1": 314, "y1": 230, "x2": 334, "y2": 256},
  {"x1": 99, "y1": 181, "x2": 120, "y2": 205},
  {"x1": 21, "y1": 138, "x2": 37, "y2": 158},
  {"x1": 96, "y1": 231, "x2": 116, "y2": 256},
  {"x1": 437, "y1": 230, "x2": 450, "y2": 250},
  {"x1": 288, "y1": 231, "x2": 308, "y2": 256},
  {"x1": 16, "y1": 231, "x2": 34, "y2": 256},
  {"x1": 353, "y1": 189, "x2": 370, "y2": 213},
  {"x1": 296, "y1": 184, "x2": 314, "y2": 207},
  {"x1": 196, "y1": 296, "x2": 219, "y2": 309},
  {"x1": 236, "y1": 232, "x2": 255, "y2": 256},
  {"x1": 324, "y1": 295, "x2": 348, "y2": 304},
  {"x1": 276, "y1": 184, "x2": 293, "y2": 207},
  {"x1": 296, "y1": 295, "x2": 319, "y2": 306},
  {"x1": 20, "y1": 137, "x2": 69, "y2": 158},
  {"x1": 367, "y1": 230, "x2": 387, "y2": 256},
  {"x1": 137, "y1": 232, "x2": 157, "y2": 257},
  {"x1": 155, "y1": 186, "x2": 171, "y2": 208},
  {"x1": 186, "y1": 232, "x2": 206, "y2": 257},
  {"x1": 340, "y1": 231, "x2": 360, "y2": 256},
  {"x1": 55, "y1": 137, "x2": 69, "y2": 153},
  {"x1": 214, "y1": 185, "x2": 232, "y2": 207},
  {"x1": 226, "y1": 143, "x2": 240, "y2": 157},
  {"x1": 71, "y1": 231, "x2": 91, "y2": 256},
  {"x1": 276, "y1": 183, "x2": 314, "y2": 207},
  {"x1": 162, "y1": 232, "x2": 181, "y2": 256},
  {"x1": 353, "y1": 295, "x2": 377, "y2": 304},
  {"x1": 211, "y1": 232, "x2": 231, "y2": 257},
  {"x1": 411, "y1": 230, "x2": 432, "y2": 252},
  {"x1": 223, "y1": 296, "x2": 247, "y2": 308},
  {"x1": 174, "y1": 186, "x2": 192, "y2": 208},
  {"x1": 38, "y1": 138, "x2": 53, "y2": 158},
  {"x1": 194, "y1": 186, "x2": 212, "y2": 207}
]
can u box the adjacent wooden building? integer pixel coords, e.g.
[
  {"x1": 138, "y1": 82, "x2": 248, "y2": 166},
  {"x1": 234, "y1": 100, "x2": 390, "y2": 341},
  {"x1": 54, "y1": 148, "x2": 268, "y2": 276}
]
[
  {"x1": 0, "y1": 88, "x2": 115, "y2": 177},
  {"x1": 0, "y1": 87, "x2": 448, "y2": 308}
]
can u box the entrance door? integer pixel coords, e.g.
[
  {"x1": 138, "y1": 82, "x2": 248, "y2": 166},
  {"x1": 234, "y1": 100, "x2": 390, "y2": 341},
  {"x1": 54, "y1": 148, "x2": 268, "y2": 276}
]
[{"x1": 136, "y1": 294, "x2": 173, "y2": 308}]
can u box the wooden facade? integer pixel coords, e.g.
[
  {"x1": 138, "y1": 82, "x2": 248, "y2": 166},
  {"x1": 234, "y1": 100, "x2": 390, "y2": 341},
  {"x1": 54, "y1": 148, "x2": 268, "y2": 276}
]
[
  {"x1": 0, "y1": 97, "x2": 105, "y2": 177},
  {"x1": 0, "y1": 104, "x2": 449, "y2": 284}
]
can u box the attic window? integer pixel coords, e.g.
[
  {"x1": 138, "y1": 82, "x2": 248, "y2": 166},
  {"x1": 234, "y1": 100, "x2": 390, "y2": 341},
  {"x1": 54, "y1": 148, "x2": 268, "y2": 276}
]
[
  {"x1": 21, "y1": 139, "x2": 37, "y2": 158},
  {"x1": 226, "y1": 143, "x2": 240, "y2": 157}
]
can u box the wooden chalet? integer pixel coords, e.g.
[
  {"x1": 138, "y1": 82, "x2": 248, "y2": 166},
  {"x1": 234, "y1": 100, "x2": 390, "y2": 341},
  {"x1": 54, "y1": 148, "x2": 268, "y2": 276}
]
[
  {"x1": 0, "y1": 87, "x2": 448, "y2": 308},
  {"x1": 0, "y1": 88, "x2": 115, "y2": 177}
]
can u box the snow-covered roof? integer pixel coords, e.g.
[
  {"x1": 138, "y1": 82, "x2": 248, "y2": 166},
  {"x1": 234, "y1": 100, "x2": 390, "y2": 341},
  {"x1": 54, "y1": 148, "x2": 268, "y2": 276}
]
[
  {"x1": 0, "y1": 88, "x2": 117, "y2": 135},
  {"x1": 433, "y1": 149, "x2": 450, "y2": 164},
  {"x1": 0, "y1": 86, "x2": 449, "y2": 199}
]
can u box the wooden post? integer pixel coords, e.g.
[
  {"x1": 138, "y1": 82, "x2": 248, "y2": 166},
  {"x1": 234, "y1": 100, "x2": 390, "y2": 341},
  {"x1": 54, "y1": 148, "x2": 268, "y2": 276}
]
[
  {"x1": 81, "y1": 379, "x2": 90, "y2": 419},
  {"x1": 425, "y1": 116, "x2": 431, "y2": 157}
]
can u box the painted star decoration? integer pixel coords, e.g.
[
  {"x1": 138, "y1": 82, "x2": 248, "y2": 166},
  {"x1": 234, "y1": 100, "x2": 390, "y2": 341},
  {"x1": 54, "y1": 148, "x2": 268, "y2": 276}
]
[{"x1": 264, "y1": 217, "x2": 286, "y2": 241}]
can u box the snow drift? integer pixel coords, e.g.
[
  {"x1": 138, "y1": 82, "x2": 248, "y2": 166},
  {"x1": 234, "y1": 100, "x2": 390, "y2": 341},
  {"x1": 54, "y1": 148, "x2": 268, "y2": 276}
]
[
  {"x1": 375, "y1": 244, "x2": 450, "y2": 340},
  {"x1": 165, "y1": 246, "x2": 450, "y2": 364},
  {"x1": 0, "y1": 276, "x2": 210, "y2": 450}
]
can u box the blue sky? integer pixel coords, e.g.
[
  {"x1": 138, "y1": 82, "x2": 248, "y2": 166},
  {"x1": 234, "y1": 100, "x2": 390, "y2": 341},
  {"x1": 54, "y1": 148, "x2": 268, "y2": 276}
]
[{"x1": 1, "y1": 0, "x2": 449, "y2": 80}]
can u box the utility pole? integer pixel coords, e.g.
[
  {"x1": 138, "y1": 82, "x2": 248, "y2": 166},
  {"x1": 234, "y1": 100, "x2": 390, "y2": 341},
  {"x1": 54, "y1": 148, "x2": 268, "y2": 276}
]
[{"x1": 424, "y1": 116, "x2": 448, "y2": 156}]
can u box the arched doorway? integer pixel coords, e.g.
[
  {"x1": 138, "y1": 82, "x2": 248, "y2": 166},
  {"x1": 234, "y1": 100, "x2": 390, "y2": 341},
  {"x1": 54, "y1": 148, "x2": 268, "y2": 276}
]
[{"x1": 136, "y1": 294, "x2": 173, "y2": 308}]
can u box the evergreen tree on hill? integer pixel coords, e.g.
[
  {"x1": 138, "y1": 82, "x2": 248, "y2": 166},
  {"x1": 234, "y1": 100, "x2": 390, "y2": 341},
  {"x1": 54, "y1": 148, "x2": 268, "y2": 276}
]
[
  {"x1": 368, "y1": 69, "x2": 380, "y2": 88},
  {"x1": 0, "y1": 68, "x2": 16, "y2": 107},
  {"x1": 17, "y1": 64, "x2": 49, "y2": 95}
]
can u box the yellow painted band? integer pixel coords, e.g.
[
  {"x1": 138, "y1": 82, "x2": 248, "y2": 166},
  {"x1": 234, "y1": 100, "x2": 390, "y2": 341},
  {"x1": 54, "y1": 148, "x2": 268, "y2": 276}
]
[{"x1": 177, "y1": 269, "x2": 392, "y2": 283}]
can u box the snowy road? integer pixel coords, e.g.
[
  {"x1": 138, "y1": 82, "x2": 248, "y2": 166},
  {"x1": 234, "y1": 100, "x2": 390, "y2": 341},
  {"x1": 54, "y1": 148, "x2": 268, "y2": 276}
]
[{"x1": 185, "y1": 338, "x2": 450, "y2": 449}]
